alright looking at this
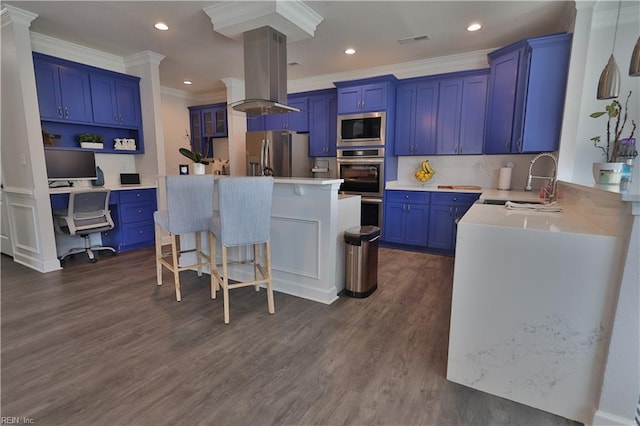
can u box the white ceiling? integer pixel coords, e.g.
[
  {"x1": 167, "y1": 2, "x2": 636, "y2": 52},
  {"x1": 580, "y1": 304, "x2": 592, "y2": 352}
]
[{"x1": 4, "y1": 1, "x2": 575, "y2": 96}]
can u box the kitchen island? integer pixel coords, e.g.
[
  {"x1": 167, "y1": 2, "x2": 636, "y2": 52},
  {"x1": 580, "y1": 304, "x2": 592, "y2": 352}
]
[
  {"x1": 446, "y1": 182, "x2": 628, "y2": 423},
  {"x1": 181, "y1": 177, "x2": 360, "y2": 304}
]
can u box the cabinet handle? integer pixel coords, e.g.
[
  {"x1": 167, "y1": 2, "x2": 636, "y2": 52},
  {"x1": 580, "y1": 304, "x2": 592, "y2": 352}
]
[
  {"x1": 139, "y1": 230, "x2": 144, "y2": 234},
  {"x1": 58, "y1": 106, "x2": 63, "y2": 117},
  {"x1": 114, "y1": 114, "x2": 118, "y2": 122},
  {"x1": 407, "y1": 204, "x2": 411, "y2": 211},
  {"x1": 64, "y1": 107, "x2": 69, "y2": 118},
  {"x1": 449, "y1": 206, "x2": 453, "y2": 215},
  {"x1": 505, "y1": 138, "x2": 510, "y2": 150},
  {"x1": 137, "y1": 209, "x2": 142, "y2": 214}
]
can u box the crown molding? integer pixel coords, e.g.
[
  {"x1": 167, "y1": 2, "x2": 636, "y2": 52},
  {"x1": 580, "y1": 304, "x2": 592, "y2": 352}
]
[
  {"x1": 1, "y1": 5, "x2": 38, "y2": 29},
  {"x1": 203, "y1": 0, "x2": 322, "y2": 42},
  {"x1": 124, "y1": 51, "x2": 166, "y2": 68},
  {"x1": 30, "y1": 32, "x2": 126, "y2": 73}
]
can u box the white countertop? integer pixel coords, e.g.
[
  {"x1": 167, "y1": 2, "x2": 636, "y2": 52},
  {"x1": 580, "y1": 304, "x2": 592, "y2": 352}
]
[
  {"x1": 273, "y1": 177, "x2": 343, "y2": 185},
  {"x1": 460, "y1": 203, "x2": 613, "y2": 236},
  {"x1": 49, "y1": 183, "x2": 157, "y2": 194}
]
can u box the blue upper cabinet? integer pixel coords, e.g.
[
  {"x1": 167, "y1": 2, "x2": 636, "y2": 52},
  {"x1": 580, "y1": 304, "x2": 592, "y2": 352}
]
[
  {"x1": 264, "y1": 96, "x2": 309, "y2": 132},
  {"x1": 90, "y1": 72, "x2": 142, "y2": 128},
  {"x1": 308, "y1": 90, "x2": 337, "y2": 157},
  {"x1": 395, "y1": 80, "x2": 438, "y2": 155},
  {"x1": 436, "y1": 72, "x2": 488, "y2": 155},
  {"x1": 335, "y1": 75, "x2": 395, "y2": 114},
  {"x1": 188, "y1": 102, "x2": 228, "y2": 157},
  {"x1": 484, "y1": 33, "x2": 572, "y2": 154},
  {"x1": 33, "y1": 55, "x2": 93, "y2": 123}
]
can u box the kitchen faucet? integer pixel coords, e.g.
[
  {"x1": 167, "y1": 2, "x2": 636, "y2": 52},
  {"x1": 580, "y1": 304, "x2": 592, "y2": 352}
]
[{"x1": 525, "y1": 152, "x2": 558, "y2": 201}]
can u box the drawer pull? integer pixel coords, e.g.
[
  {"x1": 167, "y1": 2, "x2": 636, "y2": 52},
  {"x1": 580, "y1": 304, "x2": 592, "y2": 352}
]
[
  {"x1": 139, "y1": 230, "x2": 144, "y2": 234},
  {"x1": 137, "y1": 209, "x2": 142, "y2": 214}
]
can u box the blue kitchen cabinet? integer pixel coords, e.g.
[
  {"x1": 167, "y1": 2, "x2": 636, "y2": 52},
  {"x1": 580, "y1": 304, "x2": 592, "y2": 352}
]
[
  {"x1": 90, "y1": 72, "x2": 142, "y2": 127},
  {"x1": 484, "y1": 33, "x2": 571, "y2": 154},
  {"x1": 436, "y1": 72, "x2": 488, "y2": 155},
  {"x1": 383, "y1": 191, "x2": 430, "y2": 247},
  {"x1": 395, "y1": 80, "x2": 438, "y2": 155},
  {"x1": 188, "y1": 102, "x2": 227, "y2": 158},
  {"x1": 264, "y1": 96, "x2": 308, "y2": 132},
  {"x1": 428, "y1": 192, "x2": 479, "y2": 254},
  {"x1": 101, "y1": 188, "x2": 156, "y2": 253},
  {"x1": 247, "y1": 115, "x2": 266, "y2": 132},
  {"x1": 335, "y1": 75, "x2": 396, "y2": 114},
  {"x1": 308, "y1": 90, "x2": 337, "y2": 157},
  {"x1": 33, "y1": 55, "x2": 93, "y2": 123}
]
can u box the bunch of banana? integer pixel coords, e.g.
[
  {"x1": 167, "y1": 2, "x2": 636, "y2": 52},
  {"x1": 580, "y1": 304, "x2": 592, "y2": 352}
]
[{"x1": 415, "y1": 160, "x2": 435, "y2": 183}]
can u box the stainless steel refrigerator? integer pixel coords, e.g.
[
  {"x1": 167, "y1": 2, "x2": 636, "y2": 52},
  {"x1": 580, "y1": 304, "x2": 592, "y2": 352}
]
[{"x1": 246, "y1": 130, "x2": 311, "y2": 178}]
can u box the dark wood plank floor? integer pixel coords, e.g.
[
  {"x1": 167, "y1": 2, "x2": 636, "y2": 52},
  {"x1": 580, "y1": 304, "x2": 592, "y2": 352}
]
[{"x1": 1, "y1": 248, "x2": 580, "y2": 426}]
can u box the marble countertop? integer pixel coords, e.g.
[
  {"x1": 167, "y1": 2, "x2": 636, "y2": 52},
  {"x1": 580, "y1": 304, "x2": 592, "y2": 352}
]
[
  {"x1": 274, "y1": 177, "x2": 343, "y2": 185},
  {"x1": 460, "y1": 203, "x2": 614, "y2": 236}
]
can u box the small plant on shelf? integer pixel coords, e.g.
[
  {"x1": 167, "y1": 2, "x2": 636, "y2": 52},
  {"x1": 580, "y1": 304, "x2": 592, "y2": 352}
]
[
  {"x1": 76, "y1": 133, "x2": 104, "y2": 143},
  {"x1": 179, "y1": 130, "x2": 211, "y2": 165},
  {"x1": 590, "y1": 91, "x2": 636, "y2": 162}
]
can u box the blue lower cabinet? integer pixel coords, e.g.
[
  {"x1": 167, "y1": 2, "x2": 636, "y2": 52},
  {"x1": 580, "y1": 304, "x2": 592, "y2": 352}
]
[
  {"x1": 382, "y1": 191, "x2": 429, "y2": 247},
  {"x1": 100, "y1": 188, "x2": 156, "y2": 252},
  {"x1": 427, "y1": 192, "x2": 479, "y2": 254}
]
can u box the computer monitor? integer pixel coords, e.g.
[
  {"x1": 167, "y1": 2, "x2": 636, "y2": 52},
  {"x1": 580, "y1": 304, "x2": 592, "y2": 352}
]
[{"x1": 44, "y1": 149, "x2": 97, "y2": 182}]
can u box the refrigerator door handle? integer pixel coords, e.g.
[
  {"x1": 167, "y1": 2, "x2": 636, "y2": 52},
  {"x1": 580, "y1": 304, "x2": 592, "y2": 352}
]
[{"x1": 260, "y1": 139, "x2": 266, "y2": 174}]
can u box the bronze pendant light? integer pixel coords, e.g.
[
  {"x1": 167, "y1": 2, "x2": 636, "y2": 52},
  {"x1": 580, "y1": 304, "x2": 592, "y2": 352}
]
[
  {"x1": 597, "y1": 0, "x2": 622, "y2": 99},
  {"x1": 630, "y1": 36, "x2": 640, "y2": 76}
]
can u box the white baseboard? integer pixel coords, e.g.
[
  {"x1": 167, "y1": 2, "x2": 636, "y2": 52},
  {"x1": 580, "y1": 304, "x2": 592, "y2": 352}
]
[{"x1": 592, "y1": 409, "x2": 634, "y2": 426}]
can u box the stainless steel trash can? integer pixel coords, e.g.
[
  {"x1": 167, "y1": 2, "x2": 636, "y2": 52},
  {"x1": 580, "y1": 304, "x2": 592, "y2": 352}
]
[{"x1": 344, "y1": 225, "x2": 380, "y2": 298}]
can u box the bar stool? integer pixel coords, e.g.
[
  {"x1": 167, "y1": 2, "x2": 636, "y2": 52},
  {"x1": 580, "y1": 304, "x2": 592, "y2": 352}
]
[
  {"x1": 210, "y1": 176, "x2": 274, "y2": 324},
  {"x1": 154, "y1": 175, "x2": 216, "y2": 301}
]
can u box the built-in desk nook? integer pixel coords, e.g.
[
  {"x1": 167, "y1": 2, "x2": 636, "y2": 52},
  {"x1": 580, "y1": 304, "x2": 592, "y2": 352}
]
[{"x1": 49, "y1": 185, "x2": 157, "y2": 255}]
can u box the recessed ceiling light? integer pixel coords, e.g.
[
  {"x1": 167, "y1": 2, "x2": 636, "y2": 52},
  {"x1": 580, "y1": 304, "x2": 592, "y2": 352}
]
[
  {"x1": 467, "y1": 23, "x2": 482, "y2": 32},
  {"x1": 154, "y1": 22, "x2": 169, "y2": 31},
  {"x1": 345, "y1": 48, "x2": 356, "y2": 55},
  {"x1": 183, "y1": 80, "x2": 193, "y2": 85}
]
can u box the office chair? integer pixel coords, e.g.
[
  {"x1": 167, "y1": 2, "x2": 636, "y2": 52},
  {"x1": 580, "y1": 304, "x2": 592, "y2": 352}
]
[
  {"x1": 154, "y1": 175, "x2": 216, "y2": 302},
  {"x1": 53, "y1": 190, "x2": 116, "y2": 263},
  {"x1": 210, "y1": 176, "x2": 274, "y2": 324}
]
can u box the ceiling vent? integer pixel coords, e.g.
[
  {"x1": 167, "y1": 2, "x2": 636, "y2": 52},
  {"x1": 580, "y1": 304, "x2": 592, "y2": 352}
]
[{"x1": 397, "y1": 35, "x2": 429, "y2": 45}]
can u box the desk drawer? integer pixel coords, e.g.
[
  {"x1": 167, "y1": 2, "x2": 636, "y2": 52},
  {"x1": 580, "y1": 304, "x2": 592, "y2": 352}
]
[
  {"x1": 121, "y1": 202, "x2": 155, "y2": 224},
  {"x1": 119, "y1": 189, "x2": 155, "y2": 204},
  {"x1": 121, "y1": 220, "x2": 154, "y2": 246}
]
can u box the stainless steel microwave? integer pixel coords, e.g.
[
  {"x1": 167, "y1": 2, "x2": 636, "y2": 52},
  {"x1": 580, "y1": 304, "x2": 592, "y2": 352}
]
[{"x1": 337, "y1": 111, "x2": 386, "y2": 147}]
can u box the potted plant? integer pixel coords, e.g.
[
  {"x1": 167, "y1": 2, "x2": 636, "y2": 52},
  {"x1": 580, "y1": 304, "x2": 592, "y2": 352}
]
[
  {"x1": 76, "y1": 133, "x2": 104, "y2": 149},
  {"x1": 589, "y1": 91, "x2": 636, "y2": 185},
  {"x1": 179, "y1": 131, "x2": 211, "y2": 175}
]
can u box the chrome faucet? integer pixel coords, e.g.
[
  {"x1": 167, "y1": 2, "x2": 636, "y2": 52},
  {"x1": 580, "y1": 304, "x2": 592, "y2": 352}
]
[{"x1": 525, "y1": 152, "x2": 558, "y2": 201}]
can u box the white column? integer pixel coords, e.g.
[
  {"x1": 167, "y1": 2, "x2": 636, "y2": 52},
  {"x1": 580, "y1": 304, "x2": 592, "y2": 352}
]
[
  {"x1": 221, "y1": 77, "x2": 247, "y2": 176},
  {"x1": 1, "y1": 5, "x2": 60, "y2": 272}
]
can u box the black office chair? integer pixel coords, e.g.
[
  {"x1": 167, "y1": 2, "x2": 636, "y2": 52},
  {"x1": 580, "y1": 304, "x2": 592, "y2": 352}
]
[{"x1": 53, "y1": 190, "x2": 116, "y2": 263}]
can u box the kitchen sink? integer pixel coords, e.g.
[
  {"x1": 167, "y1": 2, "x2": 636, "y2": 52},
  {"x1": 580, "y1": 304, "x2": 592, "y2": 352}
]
[{"x1": 481, "y1": 199, "x2": 543, "y2": 205}]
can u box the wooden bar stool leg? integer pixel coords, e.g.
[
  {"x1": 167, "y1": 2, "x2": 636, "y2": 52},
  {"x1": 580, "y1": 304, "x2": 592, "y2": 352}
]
[
  {"x1": 155, "y1": 224, "x2": 163, "y2": 286},
  {"x1": 171, "y1": 234, "x2": 181, "y2": 302},
  {"x1": 253, "y1": 244, "x2": 260, "y2": 291},
  {"x1": 222, "y1": 246, "x2": 230, "y2": 324},
  {"x1": 209, "y1": 232, "x2": 217, "y2": 299},
  {"x1": 265, "y1": 241, "x2": 275, "y2": 314},
  {"x1": 195, "y1": 231, "x2": 203, "y2": 277}
]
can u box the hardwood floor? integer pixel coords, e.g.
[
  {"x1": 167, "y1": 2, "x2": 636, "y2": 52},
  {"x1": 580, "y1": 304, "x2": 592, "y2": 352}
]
[{"x1": 1, "y1": 248, "x2": 580, "y2": 425}]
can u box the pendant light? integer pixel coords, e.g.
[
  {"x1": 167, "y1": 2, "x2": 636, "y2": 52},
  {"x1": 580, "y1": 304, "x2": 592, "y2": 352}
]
[
  {"x1": 597, "y1": 0, "x2": 622, "y2": 99},
  {"x1": 630, "y1": 36, "x2": 640, "y2": 76}
]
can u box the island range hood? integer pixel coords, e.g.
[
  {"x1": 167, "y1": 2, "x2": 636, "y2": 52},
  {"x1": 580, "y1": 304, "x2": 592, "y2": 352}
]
[{"x1": 233, "y1": 26, "x2": 300, "y2": 116}]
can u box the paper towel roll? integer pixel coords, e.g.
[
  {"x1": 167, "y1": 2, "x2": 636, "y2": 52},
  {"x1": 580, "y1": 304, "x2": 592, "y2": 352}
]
[{"x1": 498, "y1": 167, "x2": 512, "y2": 190}]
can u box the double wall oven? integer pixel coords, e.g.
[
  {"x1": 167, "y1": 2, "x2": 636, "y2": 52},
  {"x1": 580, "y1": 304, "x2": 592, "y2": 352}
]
[{"x1": 337, "y1": 110, "x2": 386, "y2": 228}]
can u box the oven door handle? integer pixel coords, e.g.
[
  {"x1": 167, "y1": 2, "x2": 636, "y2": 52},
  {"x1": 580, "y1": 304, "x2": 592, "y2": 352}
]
[
  {"x1": 337, "y1": 158, "x2": 384, "y2": 164},
  {"x1": 360, "y1": 197, "x2": 383, "y2": 204}
]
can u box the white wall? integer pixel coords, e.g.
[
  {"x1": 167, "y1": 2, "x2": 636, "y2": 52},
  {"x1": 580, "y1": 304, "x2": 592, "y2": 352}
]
[{"x1": 559, "y1": 1, "x2": 640, "y2": 188}]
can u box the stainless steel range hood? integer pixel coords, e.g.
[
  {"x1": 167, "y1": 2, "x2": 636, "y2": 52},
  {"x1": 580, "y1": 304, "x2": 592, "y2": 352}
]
[{"x1": 233, "y1": 26, "x2": 300, "y2": 116}]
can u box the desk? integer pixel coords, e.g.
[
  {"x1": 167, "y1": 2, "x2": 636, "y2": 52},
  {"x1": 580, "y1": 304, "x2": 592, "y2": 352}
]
[{"x1": 50, "y1": 185, "x2": 157, "y2": 253}]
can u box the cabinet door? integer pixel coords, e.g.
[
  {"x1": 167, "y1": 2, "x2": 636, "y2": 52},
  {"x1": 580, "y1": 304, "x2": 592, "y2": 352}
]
[
  {"x1": 247, "y1": 116, "x2": 266, "y2": 132},
  {"x1": 383, "y1": 202, "x2": 406, "y2": 244},
  {"x1": 287, "y1": 97, "x2": 309, "y2": 132},
  {"x1": 57, "y1": 66, "x2": 93, "y2": 123},
  {"x1": 189, "y1": 109, "x2": 203, "y2": 155},
  {"x1": 337, "y1": 86, "x2": 362, "y2": 114},
  {"x1": 414, "y1": 81, "x2": 439, "y2": 155},
  {"x1": 459, "y1": 75, "x2": 488, "y2": 155},
  {"x1": 214, "y1": 107, "x2": 227, "y2": 137},
  {"x1": 428, "y1": 204, "x2": 455, "y2": 251},
  {"x1": 265, "y1": 113, "x2": 286, "y2": 130},
  {"x1": 394, "y1": 84, "x2": 417, "y2": 155},
  {"x1": 90, "y1": 73, "x2": 118, "y2": 125},
  {"x1": 309, "y1": 94, "x2": 337, "y2": 157},
  {"x1": 436, "y1": 78, "x2": 463, "y2": 155},
  {"x1": 404, "y1": 203, "x2": 429, "y2": 247},
  {"x1": 484, "y1": 49, "x2": 521, "y2": 154},
  {"x1": 360, "y1": 83, "x2": 387, "y2": 112},
  {"x1": 114, "y1": 78, "x2": 141, "y2": 127},
  {"x1": 34, "y1": 59, "x2": 63, "y2": 120}
]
